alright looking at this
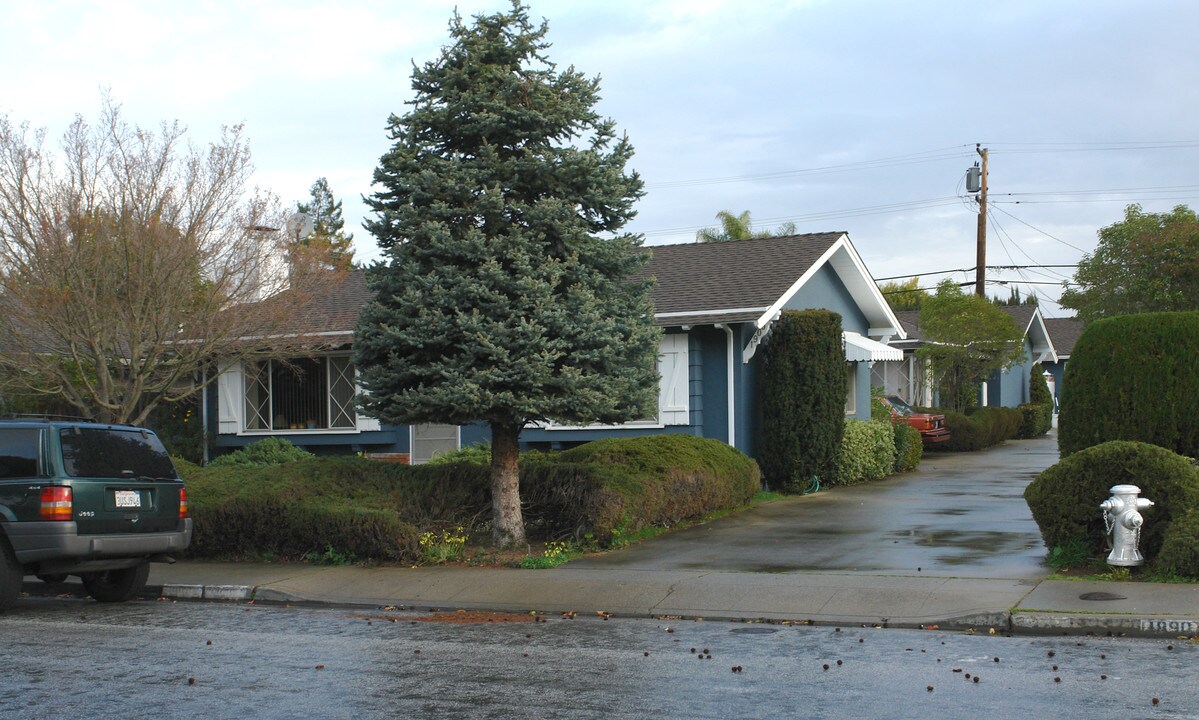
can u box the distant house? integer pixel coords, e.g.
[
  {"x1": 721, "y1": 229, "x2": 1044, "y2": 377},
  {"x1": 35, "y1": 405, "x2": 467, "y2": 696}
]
[
  {"x1": 204, "y1": 233, "x2": 905, "y2": 463},
  {"x1": 1042, "y1": 316, "x2": 1084, "y2": 408},
  {"x1": 873, "y1": 305, "x2": 1057, "y2": 408}
]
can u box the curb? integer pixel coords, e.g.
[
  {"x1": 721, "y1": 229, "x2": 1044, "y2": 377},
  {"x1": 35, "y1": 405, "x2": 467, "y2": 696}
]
[
  {"x1": 1011, "y1": 612, "x2": 1199, "y2": 639},
  {"x1": 20, "y1": 581, "x2": 1199, "y2": 639}
]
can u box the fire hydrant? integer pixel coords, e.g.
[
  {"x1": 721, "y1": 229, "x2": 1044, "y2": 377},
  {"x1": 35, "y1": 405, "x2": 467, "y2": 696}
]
[{"x1": 1100, "y1": 484, "x2": 1154, "y2": 566}]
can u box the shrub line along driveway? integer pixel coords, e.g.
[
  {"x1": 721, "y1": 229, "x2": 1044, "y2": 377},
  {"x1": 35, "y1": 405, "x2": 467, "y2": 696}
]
[{"x1": 23, "y1": 431, "x2": 1199, "y2": 637}]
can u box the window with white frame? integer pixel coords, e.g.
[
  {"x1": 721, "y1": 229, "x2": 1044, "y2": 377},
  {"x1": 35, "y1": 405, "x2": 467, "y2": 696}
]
[{"x1": 239, "y1": 356, "x2": 358, "y2": 431}]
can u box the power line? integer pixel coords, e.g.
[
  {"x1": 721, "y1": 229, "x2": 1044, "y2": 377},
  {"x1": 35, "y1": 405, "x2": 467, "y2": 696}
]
[
  {"x1": 874, "y1": 264, "x2": 1076, "y2": 282},
  {"x1": 646, "y1": 145, "x2": 973, "y2": 189},
  {"x1": 641, "y1": 196, "x2": 964, "y2": 237},
  {"x1": 989, "y1": 205, "x2": 1089, "y2": 252}
]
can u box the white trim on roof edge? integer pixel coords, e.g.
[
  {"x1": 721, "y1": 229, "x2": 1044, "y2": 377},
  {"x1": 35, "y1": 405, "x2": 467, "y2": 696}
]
[
  {"x1": 751, "y1": 235, "x2": 906, "y2": 341},
  {"x1": 656, "y1": 306, "x2": 770, "y2": 319}
]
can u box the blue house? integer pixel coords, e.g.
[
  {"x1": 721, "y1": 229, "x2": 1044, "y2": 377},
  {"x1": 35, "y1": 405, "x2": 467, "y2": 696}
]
[
  {"x1": 1041, "y1": 316, "x2": 1084, "y2": 409},
  {"x1": 205, "y1": 233, "x2": 904, "y2": 463},
  {"x1": 875, "y1": 305, "x2": 1057, "y2": 409}
]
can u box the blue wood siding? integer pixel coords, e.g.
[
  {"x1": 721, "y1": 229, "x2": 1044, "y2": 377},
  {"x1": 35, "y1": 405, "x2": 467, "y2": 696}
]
[
  {"x1": 785, "y1": 265, "x2": 869, "y2": 334},
  {"x1": 986, "y1": 337, "x2": 1034, "y2": 408}
]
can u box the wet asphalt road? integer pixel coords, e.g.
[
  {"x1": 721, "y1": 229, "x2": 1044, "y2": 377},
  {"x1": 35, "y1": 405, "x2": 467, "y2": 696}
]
[
  {"x1": 2, "y1": 596, "x2": 1196, "y2": 720},
  {"x1": 569, "y1": 435, "x2": 1059, "y2": 578}
]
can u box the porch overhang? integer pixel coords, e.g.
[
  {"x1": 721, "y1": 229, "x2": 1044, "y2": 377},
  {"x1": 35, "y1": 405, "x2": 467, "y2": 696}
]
[{"x1": 843, "y1": 331, "x2": 903, "y2": 363}]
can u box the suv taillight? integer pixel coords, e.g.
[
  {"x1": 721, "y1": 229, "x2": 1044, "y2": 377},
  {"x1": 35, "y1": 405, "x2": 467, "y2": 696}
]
[
  {"x1": 40, "y1": 486, "x2": 73, "y2": 521},
  {"x1": 179, "y1": 488, "x2": 189, "y2": 519}
]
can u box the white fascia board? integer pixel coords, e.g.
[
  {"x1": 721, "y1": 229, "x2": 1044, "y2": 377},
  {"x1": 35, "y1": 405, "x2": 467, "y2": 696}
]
[
  {"x1": 656, "y1": 307, "x2": 770, "y2": 320},
  {"x1": 826, "y1": 238, "x2": 907, "y2": 341},
  {"x1": 1025, "y1": 308, "x2": 1059, "y2": 363},
  {"x1": 752, "y1": 236, "x2": 846, "y2": 330}
]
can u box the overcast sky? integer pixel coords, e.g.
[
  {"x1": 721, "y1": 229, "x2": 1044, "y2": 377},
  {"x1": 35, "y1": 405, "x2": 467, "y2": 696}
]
[{"x1": 4, "y1": 0, "x2": 1198, "y2": 317}]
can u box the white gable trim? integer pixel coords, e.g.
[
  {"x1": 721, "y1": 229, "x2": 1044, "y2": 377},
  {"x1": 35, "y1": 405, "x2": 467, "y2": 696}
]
[
  {"x1": 751, "y1": 235, "x2": 906, "y2": 341},
  {"x1": 753, "y1": 236, "x2": 845, "y2": 329}
]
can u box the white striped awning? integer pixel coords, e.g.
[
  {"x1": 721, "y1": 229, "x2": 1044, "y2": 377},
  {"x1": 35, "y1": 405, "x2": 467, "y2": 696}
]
[{"x1": 843, "y1": 331, "x2": 903, "y2": 362}]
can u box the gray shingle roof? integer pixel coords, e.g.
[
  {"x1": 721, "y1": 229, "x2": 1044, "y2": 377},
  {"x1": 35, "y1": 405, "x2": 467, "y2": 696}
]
[
  {"x1": 1043, "y1": 317, "x2": 1085, "y2": 356},
  {"x1": 641, "y1": 232, "x2": 844, "y2": 324},
  {"x1": 295, "y1": 232, "x2": 848, "y2": 334}
]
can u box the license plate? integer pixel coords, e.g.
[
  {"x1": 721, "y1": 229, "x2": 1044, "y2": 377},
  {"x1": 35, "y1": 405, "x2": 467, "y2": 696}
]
[{"x1": 114, "y1": 490, "x2": 141, "y2": 509}]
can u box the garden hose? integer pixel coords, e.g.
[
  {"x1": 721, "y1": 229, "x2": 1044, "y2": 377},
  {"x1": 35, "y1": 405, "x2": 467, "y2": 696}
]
[{"x1": 803, "y1": 475, "x2": 820, "y2": 495}]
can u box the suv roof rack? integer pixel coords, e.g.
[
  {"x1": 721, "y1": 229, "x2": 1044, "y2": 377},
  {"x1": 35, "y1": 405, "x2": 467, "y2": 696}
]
[{"x1": 0, "y1": 413, "x2": 96, "y2": 422}]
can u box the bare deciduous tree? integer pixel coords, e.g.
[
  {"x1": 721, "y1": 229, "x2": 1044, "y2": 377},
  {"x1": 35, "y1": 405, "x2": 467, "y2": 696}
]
[{"x1": 0, "y1": 98, "x2": 319, "y2": 424}]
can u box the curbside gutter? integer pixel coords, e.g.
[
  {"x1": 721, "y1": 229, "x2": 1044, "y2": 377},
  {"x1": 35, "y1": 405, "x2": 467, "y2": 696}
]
[{"x1": 21, "y1": 578, "x2": 1199, "y2": 640}]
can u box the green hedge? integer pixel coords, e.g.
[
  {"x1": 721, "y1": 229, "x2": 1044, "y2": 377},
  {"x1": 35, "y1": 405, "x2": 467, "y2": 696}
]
[
  {"x1": 834, "y1": 420, "x2": 895, "y2": 485},
  {"x1": 1059, "y1": 311, "x2": 1199, "y2": 457},
  {"x1": 556, "y1": 434, "x2": 761, "y2": 540},
  {"x1": 207, "y1": 437, "x2": 315, "y2": 468},
  {"x1": 1015, "y1": 365, "x2": 1054, "y2": 439},
  {"x1": 757, "y1": 310, "x2": 845, "y2": 492},
  {"x1": 1023, "y1": 440, "x2": 1199, "y2": 577},
  {"x1": 892, "y1": 422, "x2": 923, "y2": 472},
  {"x1": 183, "y1": 434, "x2": 760, "y2": 561},
  {"x1": 926, "y1": 406, "x2": 1023, "y2": 452}
]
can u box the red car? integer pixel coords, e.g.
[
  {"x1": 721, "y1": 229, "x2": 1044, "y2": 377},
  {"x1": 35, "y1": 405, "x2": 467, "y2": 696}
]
[{"x1": 879, "y1": 396, "x2": 951, "y2": 444}]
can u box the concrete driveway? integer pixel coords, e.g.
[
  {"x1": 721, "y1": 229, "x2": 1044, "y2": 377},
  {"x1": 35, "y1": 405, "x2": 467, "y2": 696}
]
[{"x1": 567, "y1": 432, "x2": 1061, "y2": 579}]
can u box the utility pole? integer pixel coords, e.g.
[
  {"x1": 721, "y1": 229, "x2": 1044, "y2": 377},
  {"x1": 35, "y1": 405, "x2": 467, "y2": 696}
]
[{"x1": 974, "y1": 145, "x2": 988, "y2": 297}]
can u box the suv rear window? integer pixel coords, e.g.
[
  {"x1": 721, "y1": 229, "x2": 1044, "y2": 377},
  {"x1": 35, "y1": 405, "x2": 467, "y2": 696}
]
[
  {"x1": 0, "y1": 428, "x2": 41, "y2": 478},
  {"x1": 59, "y1": 428, "x2": 177, "y2": 479}
]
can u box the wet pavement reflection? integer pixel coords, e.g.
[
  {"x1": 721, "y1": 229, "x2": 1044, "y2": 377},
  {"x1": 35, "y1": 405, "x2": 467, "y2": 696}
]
[{"x1": 568, "y1": 435, "x2": 1060, "y2": 578}]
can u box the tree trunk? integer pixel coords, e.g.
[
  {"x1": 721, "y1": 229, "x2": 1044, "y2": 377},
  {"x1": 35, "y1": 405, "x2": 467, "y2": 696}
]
[{"x1": 489, "y1": 421, "x2": 526, "y2": 548}]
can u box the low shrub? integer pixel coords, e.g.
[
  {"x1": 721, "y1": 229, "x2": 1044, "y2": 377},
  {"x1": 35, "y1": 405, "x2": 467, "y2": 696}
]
[
  {"x1": 556, "y1": 434, "x2": 761, "y2": 541},
  {"x1": 207, "y1": 437, "x2": 314, "y2": 468},
  {"x1": 970, "y1": 407, "x2": 1023, "y2": 446},
  {"x1": 1157, "y1": 509, "x2": 1199, "y2": 578},
  {"x1": 184, "y1": 434, "x2": 761, "y2": 560},
  {"x1": 927, "y1": 406, "x2": 1023, "y2": 452},
  {"x1": 834, "y1": 420, "x2": 895, "y2": 485},
  {"x1": 1016, "y1": 403, "x2": 1047, "y2": 439},
  {"x1": 892, "y1": 422, "x2": 923, "y2": 472},
  {"x1": 185, "y1": 458, "x2": 428, "y2": 561},
  {"x1": 424, "y1": 443, "x2": 492, "y2": 466},
  {"x1": 1023, "y1": 440, "x2": 1199, "y2": 577}
]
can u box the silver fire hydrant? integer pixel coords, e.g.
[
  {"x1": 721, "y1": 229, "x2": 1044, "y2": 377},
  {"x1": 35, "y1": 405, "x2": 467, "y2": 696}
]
[{"x1": 1100, "y1": 484, "x2": 1154, "y2": 566}]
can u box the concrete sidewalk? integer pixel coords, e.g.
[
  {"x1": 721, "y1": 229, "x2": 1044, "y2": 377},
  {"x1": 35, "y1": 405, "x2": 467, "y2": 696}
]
[{"x1": 25, "y1": 561, "x2": 1199, "y2": 638}]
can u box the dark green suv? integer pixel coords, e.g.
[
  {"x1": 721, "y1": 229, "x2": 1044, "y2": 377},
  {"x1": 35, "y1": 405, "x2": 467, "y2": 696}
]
[{"x1": 0, "y1": 418, "x2": 192, "y2": 610}]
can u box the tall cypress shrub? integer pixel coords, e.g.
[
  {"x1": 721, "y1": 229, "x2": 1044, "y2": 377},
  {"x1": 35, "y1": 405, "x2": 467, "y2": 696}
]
[
  {"x1": 757, "y1": 310, "x2": 845, "y2": 491},
  {"x1": 1059, "y1": 311, "x2": 1199, "y2": 457}
]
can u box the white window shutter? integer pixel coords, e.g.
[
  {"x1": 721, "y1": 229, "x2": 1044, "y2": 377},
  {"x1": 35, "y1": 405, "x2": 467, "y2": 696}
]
[
  {"x1": 659, "y1": 333, "x2": 690, "y2": 425},
  {"x1": 217, "y1": 363, "x2": 243, "y2": 434}
]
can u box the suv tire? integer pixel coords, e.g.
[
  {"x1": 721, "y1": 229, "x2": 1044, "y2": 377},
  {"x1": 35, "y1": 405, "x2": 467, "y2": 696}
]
[
  {"x1": 0, "y1": 539, "x2": 22, "y2": 612},
  {"x1": 81, "y1": 561, "x2": 150, "y2": 603}
]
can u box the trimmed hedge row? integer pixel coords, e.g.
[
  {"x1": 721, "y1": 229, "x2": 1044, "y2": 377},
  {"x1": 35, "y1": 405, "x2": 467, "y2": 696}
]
[
  {"x1": 926, "y1": 406, "x2": 1023, "y2": 452},
  {"x1": 1060, "y1": 311, "x2": 1199, "y2": 458},
  {"x1": 182, "y1": 434, "x2": 761, "y2": 562},
  {"x1": 1024, "y1": 440, "x2": 1199, "y2": 577}
]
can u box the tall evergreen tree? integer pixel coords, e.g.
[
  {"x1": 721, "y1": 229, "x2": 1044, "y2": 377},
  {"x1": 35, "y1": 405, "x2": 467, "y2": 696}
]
[
  {"x1": 355, "y1": 2, "x2": 660, "y2": 546},
  {"x1": 296, "y1": 177, "x2": 355, "y2": 269}
]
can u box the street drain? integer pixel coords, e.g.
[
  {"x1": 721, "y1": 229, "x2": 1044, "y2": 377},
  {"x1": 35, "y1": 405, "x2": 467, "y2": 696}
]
[
  {"x1": 729, "y1": 627, "x2": 779, "y2": 634},
  {"x1": 1079, "y1": 591, "x2": 1127, "y2": 601}
]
